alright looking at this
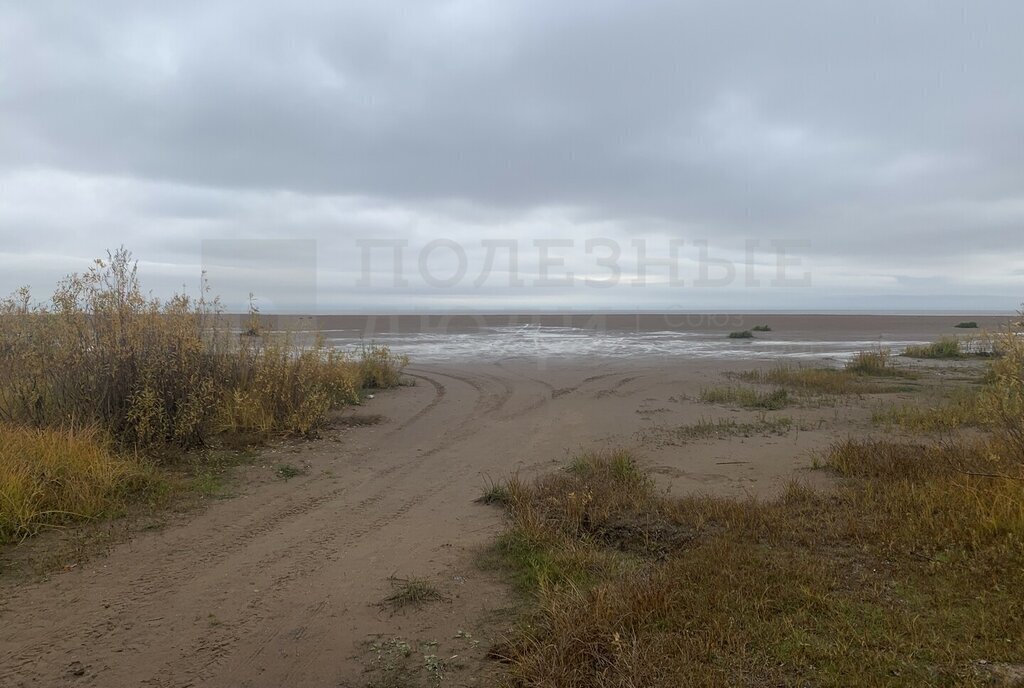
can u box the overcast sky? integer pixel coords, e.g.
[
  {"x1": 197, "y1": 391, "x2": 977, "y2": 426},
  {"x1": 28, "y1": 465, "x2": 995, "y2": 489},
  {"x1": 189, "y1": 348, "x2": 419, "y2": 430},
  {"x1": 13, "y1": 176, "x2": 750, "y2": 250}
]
[{"x1": 1, "y1": 1, "x2": 1022, "y2": 312}]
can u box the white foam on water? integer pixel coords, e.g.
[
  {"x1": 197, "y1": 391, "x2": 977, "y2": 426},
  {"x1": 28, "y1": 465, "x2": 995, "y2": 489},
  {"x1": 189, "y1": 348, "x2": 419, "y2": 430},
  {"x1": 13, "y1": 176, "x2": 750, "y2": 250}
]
[{"x1": 318, "y1": 324, "x2": 929, "y2": 364}]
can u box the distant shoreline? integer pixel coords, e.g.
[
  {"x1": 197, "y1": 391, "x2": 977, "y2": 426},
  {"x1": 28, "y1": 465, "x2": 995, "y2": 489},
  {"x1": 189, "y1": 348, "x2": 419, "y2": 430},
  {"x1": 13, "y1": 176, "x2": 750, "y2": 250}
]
[{"x1": 221, "y1": 309, "x2": 1017, "y2": 317}]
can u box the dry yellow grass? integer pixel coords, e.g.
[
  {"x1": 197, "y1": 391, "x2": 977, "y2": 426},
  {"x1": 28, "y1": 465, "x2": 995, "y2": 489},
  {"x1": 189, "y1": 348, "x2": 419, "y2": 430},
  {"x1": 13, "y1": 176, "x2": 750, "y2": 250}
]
[
  {"x1": 698, "y1": 385, "x2": 790, "y2": 409},
  {"x1": 485, "y1": 328, "x2": 1024, "y2": 686},
  {"x1": 844, "y1": 347, "x2": 912, "y2": 376},
  {"x1": 0, "y1": 249, "x2": 407, "y2": 543},
  {"x1": 0, "y1": 424, "x2": 158, "y2": 544},
  {"x1": 732, "y1": 363, "x2": 912, "y2": 397},
  {"x1": 979, "y1": 324, "x2": 1024, "y2": 459},
  {"x1": 876, "y1": 324, "x2": 1024, "y2": 442},
  {"x1": 485, "y1": 442, "x2": 1024, "y2": 687},
  {"x1": 872, "y1": 389, "x2": 988, "y2": 431}
]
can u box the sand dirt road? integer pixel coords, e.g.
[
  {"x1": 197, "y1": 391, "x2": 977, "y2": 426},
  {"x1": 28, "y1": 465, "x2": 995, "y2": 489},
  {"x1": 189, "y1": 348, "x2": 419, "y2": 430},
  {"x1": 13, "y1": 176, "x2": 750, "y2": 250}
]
[{"x1": 0, "y1": 357, "x2": 874, "y2": 686}]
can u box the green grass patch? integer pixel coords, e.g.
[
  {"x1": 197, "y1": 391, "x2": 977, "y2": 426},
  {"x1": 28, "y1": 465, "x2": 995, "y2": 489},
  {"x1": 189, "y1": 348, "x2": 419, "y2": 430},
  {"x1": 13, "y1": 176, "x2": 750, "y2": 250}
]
[
  {"x1": 955, "y1": 321, "x2": 979, "y2": 329},
  {"x1": 275, "y1": 462, "x2": 307, "y2": 480},
  {"x1": 751, "y1": 324, "x2": 772, "y2": 332},
  {"x1": 183, "y1": 447, "x2": 258, "y2": 498},
  {"x1": 190, "y1": 468, "x2": 229, "y2": 498},
  {"x1": 728, "y1": 330, "x2": 754, "y2": 339}
]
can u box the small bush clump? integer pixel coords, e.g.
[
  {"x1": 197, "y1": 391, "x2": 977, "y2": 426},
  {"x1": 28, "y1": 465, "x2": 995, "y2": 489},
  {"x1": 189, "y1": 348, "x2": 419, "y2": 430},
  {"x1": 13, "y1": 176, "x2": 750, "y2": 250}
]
[
  {"x1": 359, "y1": 343, "x2": 407, "y2": 389},
  {"x1": 955, "y1": 321, "x2": 979, "y2": 329},
  {"x1": 728, "y1": 330, "x2": 754, "y2": 339},
  {"x1": 751, "y1": 324, "x2": 772, "y2": 332}
]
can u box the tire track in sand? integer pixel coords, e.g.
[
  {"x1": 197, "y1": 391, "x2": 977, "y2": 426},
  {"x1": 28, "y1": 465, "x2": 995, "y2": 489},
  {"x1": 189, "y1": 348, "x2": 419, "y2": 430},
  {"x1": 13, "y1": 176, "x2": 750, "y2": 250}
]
[
  {"x1": 0, "y1": 370, "x2": 454, "y2": 685},
  {"x1": 129, "y1": 368, "x2": 506, "y2": 687}
]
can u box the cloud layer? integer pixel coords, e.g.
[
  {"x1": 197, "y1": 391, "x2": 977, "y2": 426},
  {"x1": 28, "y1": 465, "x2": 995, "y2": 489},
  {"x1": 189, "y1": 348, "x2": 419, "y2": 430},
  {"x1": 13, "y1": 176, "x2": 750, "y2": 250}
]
[{"x1": 2, "y1": 1, "x2": 1022, "y2": 310}]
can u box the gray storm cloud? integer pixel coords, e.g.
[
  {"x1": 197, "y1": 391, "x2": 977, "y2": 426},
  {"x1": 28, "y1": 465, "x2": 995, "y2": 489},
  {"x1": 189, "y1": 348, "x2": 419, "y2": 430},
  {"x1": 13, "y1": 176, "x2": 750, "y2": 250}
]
[{"x1": 1, "y1": 1, "x2": 1022, "y2": 310}]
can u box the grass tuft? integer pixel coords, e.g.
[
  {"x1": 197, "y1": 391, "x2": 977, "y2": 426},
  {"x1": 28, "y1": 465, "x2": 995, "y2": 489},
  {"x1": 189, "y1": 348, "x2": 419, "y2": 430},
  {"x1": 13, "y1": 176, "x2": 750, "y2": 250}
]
[
  {"x1": 844, "y1": 348, "x2": 910, "y2": 376},
  {"x1": 275, "y1": 463, "x2": 306, "y2": 480},
  {"x1": 751, "y1": 324, "x2": 772, "y2": 332},
  {"x1": 728, "y1": 330, "x2": 754, "y2": 339},
  {"x1": 903, "y1": 336, "x2": 965, "y2": 359},
  {"x1": 380, "y1": 576, "x2": 447, "y2": 610},
  {"x1": 477, "y1": 481, "x2": 512, "y2": 506},
  {"x1": 699, "y1": 385, "x2": 790, "y2": 410},
  {"x1": 955, "y1": 321, "x2": 979, "y2": 329},
  {"x1": 0, "y1": 424, "x2": 159, "y2": 543}
]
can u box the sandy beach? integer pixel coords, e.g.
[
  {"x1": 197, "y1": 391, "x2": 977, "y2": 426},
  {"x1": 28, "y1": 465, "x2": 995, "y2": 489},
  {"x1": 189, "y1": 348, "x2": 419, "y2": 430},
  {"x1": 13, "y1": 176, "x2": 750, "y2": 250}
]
[
  {"x1": 0, "y1": 315, "x2": 1008, "y2": 686},
  {"x1": 6, "y1": 3, "x2": 1022, "y2": 681}
]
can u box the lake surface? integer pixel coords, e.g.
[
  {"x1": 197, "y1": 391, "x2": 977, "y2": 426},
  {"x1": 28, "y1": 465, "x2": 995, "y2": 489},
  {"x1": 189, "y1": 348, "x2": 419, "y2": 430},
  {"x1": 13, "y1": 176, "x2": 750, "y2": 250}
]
[{"x1": 283, "y1": 313, "x2": 1010, "y2": 364}]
